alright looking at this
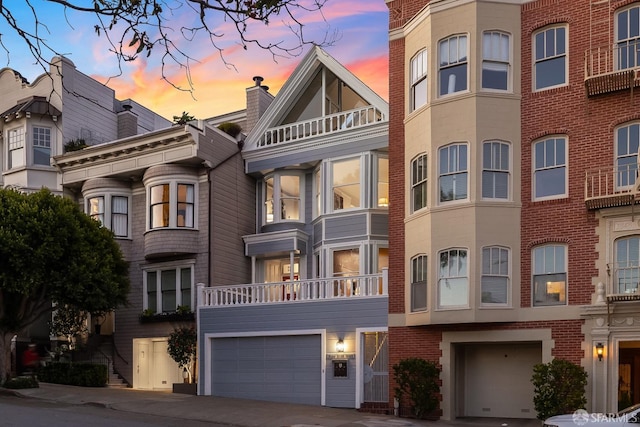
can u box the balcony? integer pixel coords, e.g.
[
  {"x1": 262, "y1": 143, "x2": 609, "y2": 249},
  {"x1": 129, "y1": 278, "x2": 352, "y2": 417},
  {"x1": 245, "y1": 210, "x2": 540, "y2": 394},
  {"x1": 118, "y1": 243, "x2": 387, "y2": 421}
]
[
  {"x1": 584, "y1": 44, "x2": 640, "y2": 97},
  {"x1": 258, "y1": 106, "x2": 385, "y2": 148},
  {"x1": 197, "y1": 271, "x2": 387, "y2": 309},
  {"x1": 606, "y1": 263, "x2": 640, "y2": 303},
  {"x1": 584, "y1": 165, "x2": 640, "y2": 209}
]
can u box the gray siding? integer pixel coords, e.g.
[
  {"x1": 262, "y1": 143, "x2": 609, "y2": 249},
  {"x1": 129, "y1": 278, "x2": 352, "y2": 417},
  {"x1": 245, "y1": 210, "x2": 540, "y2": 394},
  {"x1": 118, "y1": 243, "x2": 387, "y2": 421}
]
[
  {"x1": 199, "y1": 297, "x2": 388, "y2": 407},
  {"x1": 324, "y1": 214, "x2": 368, "y2": 239},
  {"x1": 371, "y1": 213, "x2": 388, "y2": 237}
]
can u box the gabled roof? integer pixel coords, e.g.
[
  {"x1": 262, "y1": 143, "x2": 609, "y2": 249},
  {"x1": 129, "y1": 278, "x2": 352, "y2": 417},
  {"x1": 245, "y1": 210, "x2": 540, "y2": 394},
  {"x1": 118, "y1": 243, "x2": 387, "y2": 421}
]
[{"x1": 243, "y1": 46, "x2": 388, "y2": 152}]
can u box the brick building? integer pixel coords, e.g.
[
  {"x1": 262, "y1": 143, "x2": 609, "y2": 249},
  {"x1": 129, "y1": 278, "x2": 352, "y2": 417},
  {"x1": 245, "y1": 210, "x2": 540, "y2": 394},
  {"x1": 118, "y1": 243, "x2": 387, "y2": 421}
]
[{"x1": 387, "y1": 0, "x2": 640, "y2": 419}]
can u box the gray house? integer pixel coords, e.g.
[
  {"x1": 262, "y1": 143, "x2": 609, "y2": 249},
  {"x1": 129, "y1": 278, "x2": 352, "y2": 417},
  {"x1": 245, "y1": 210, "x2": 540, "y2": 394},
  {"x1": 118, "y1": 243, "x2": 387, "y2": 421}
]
[
  {"x1": 53, "y1": 119, "x2": 255, "y2": 389},
  {"x1": 197, "y1": 46, "x2": 390, "y2": 409}
]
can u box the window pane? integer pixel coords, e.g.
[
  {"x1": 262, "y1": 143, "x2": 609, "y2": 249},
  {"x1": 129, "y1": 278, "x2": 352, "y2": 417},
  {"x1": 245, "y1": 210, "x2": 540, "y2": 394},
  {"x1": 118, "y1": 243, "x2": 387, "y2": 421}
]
[
  {"x1": 112, "y1": 196, "x2": 128, "y2": 237},
  {"x1": 180, "y1": 268, "x2": 192, "y2": 309},
  {"x1": 535, "y1": 167, "x2": 566, "y2": 198},
  {"x1": 411, "y1": 280, "x2": 427, "y2": 311},
  {"x1": 177, "y1": 184, "x2": 195, "y2": 228},
  {"x1": 533, "y1": 273, "x2": 566, "y2": 306},
  {"x1": 150, "y1": 184, "x2": 170, "y2": 228},
  {"x1": 33, "y1": 127, "x2": 51, "y2": 166},
  {"x1": 333, "y1": 158, "x2": 360, "y2": 210},
  {"x1": 440, "y1": 64, "x2": 467, "y2": 95},
  {"x1": 89, "y1": 197, "x2": 104, "y2": 224},
  {"x1": 161, "y1": 270, "x2": 177, "y2": 313},
  {"x1": 147, "y1": 271, "x2": 157, "y2": 313},
  {"x1": 482, "y1": 276, "x2": 508, "y2": 304},
  {"x1": 482, "y1": 62, "x2": 508, "y2": 90},
  {"x1": 536, "y1": 56, "x2": 566, "y2": 89}
]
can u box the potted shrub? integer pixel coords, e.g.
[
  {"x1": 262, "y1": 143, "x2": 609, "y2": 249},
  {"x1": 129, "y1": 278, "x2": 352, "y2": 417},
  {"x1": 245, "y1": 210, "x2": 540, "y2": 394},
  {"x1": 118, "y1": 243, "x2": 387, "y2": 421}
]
[{"x1": 167, "y1": 326, "x2": 197, "y2": 394}]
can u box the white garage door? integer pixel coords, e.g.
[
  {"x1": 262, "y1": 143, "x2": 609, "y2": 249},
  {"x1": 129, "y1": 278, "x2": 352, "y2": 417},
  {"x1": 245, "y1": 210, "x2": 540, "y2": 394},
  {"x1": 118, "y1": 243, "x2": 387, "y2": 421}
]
[
  {"x1": 462, "y1": 343, "x2": 541, "y2": 419},
  {"x1": 211, "y1": 334, "x2": 322, "y2": 405}
]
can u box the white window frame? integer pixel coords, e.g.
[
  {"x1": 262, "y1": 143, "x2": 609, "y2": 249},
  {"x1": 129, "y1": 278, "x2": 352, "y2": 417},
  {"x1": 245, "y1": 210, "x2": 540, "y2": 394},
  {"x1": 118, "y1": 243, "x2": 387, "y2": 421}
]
[
  {"x1": 614, "y1": 235, "x2": 640, "y2": 294},
  {"x1": 263, "y1": 171, "x2": 303, "y2": 224},
  {"x1": 532, "y1": 244, "x2": 567, "y2": 307},
  {"x1": 410, "y1": 254, "x2": 427, "y2": 312},
  {"x1": 331, "y1": 156, "x2": 362, "y2": 212},
  {"x1": 533, "y1": 136, "x2": 567, "y2": 201},
  {"x1": 482, "y1": 140, "x2": 510, "y2": 200},
  {"x1": 411, "y1": 153, "x2": 428, "y2": 212},
  {"x1": 533, "y1": 25, "x2": 568, "y2": 91},
  {"x1": 482, "y1": 31, "x2": 511, "y2": 91},
  {"x1": 143, "y1": 262, "x2": 195, "y2": 314},
  {"x1": 8, "y1": 127, "x2": 25, "y2": 169},
  {"x1": 481, "y1": 246, "x2": 510, "y2": 306},
  {"x1": 439, "y1": 143, "x2": 468, "y2": 204},
  {"x1": 377, "y1": 155, "x2": 389, "y2": 209},
  {"x1": 32, "y1": 125, "x2": 52, "y2": 166},
  {"x1": 438, "y1": 34, "x2": 468, "y2": 97},
  {"x1": 615, "y1": 122, "x2": 640, "y2": 190},
  {"x1": 410, "y1": 49, "x2": 427, "y2": 111},
  {"x1": 437, "y1": 248, "x2": 469, "y2": 309},
  {"x1": 615, "y1": 5, "x2": 640, "y2": 71},
  {"x1": 146, "y1": 178, "x2": 198, "y2": 231},
  {"x1": 85, "y1": 192, "x2": 132, "y2": 238}
]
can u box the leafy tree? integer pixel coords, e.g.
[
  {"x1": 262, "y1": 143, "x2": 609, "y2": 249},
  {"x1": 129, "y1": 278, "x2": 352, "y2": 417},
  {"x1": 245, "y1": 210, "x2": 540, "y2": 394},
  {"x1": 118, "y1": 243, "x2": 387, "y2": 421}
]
[
  {"x1": 49, "y1": 304, "x2": 89, "y2": 351},
  {"x1": 393, "y1": 357, "x2": 440, "y2": 419},
  {"x1": 167, "y1": 326, "x2": 197, "y2": 383},
  {"x1": 0, "y1": 188, "x2": 129, "y2": 383},
  {"x1": 0, "y1": 0, "x2": 335, "y2": 91},
  {"x1": 173, "y1": 111, "x2": 195, "y2": 125},
  {"x1": 531, "y1": 358, "x2": 588, "y2": 420}
]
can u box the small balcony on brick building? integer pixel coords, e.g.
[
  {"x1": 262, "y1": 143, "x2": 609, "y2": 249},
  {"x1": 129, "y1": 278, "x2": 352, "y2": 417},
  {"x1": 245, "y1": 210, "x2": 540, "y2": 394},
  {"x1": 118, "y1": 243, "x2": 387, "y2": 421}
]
[
  {"x1": 584, "y1": 44, "x2": 640, "y2": 97},
  {"x1": 584, "y1": 165, "x2": 640, "y2": 210}
]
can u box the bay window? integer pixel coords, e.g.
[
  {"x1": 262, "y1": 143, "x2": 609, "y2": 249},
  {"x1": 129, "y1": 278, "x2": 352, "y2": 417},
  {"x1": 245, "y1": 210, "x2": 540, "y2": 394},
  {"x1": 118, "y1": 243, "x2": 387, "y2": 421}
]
[
  {"x1": 438, "y1": 248, "x2": 468, "y2": 308},
  {"x1": 411, "y1": 254, "x2": 427, "y2": 312},
  {"x1": 8, "y1": 127, "x2": 25, "y2": 169},
  {"x1": 439, "y1": 143, "x2": 468, "y2": 203},
  {"x1": 481, "y1": 246, "x2": 509, "y2": 305},
  {"x1": 332, "y1": 158, "x2": 361, "y2": 211},
  {"x1": 87, "y1": 194, "x2": 130, "y2": 238},
  {"x1": 33, "y1": 126, "x2": 51, "y2": 166},
  {"x1": 148, "y1": 180, "x2": 197, "y2": 229},
  {"x1": 264, "y1": 172, "x2": 302, "y2": 224}
]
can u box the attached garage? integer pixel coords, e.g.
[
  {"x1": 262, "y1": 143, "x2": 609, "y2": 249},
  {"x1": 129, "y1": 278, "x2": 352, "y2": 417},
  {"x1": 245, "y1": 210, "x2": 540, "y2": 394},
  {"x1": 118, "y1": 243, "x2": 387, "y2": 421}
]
[
  {"x1": 459, "y1": 342, "x2": 541, "y2": 419},
  {"x1": 209, "y1": 334, "x2": 322, "y2": 405}
]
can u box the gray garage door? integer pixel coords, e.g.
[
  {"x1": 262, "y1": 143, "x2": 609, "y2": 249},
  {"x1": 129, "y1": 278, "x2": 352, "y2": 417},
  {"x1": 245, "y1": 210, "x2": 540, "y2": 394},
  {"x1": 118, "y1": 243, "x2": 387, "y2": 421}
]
[
  {"x1": 462, "y1": 343, "x2": 541, "y2": 419},
  {"x1": 211, "y1": 334, "x2": 322, "y2": 405}
]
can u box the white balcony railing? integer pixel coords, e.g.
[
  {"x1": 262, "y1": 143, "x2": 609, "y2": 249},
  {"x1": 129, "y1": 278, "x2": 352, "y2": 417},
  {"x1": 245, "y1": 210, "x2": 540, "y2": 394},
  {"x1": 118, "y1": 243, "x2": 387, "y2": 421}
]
[
  {"x1": 584, "y1": 164, "x2": 639, "y2": 208},
  {"x1": 197, "y1": 271, "x2": 388, "y2": 308},
  {"x1": 258, "y1": 106, "x2": 385, "y2": 148},
  {"x1": 585, "y1": 43, "x2": 640, "y2": 79}
]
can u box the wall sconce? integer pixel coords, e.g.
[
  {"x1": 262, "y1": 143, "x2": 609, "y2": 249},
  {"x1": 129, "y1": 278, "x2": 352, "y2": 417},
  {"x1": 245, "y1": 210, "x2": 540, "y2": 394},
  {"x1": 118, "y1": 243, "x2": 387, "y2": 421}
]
[
  {"x1": 596, "y1": 342, "x2": 604, "y2": 362},
  {"x1": 336, "y1": 339, "x2": 345, "y2": 353}
]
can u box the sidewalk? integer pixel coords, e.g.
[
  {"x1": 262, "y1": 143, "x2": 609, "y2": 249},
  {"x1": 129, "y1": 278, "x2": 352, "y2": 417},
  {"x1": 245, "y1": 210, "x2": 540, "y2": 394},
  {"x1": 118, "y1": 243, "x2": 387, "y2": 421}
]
[
  {"x1": 0, "y1": 382, "x2": 542, "y2": 427},
  {"x1": 0, "y1": 382, "x2": 435, "y2": 427}
]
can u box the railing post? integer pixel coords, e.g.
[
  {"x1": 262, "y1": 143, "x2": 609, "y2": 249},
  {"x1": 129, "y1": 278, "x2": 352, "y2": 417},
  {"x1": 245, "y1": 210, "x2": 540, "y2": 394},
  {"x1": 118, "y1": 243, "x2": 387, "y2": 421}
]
[
  {"x1": 196, "y1": 282, "x2": 205, "y2": 307},
  {"x1": 382, "y1": 268, "x2": 389, "y2": 296}
]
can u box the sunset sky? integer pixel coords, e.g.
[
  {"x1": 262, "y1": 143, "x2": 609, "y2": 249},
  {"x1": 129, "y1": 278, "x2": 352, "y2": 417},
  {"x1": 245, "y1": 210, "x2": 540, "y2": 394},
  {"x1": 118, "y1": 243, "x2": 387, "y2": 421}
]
[{"x1": 1, "y1": 1, "x2": 389, "y2": 120}]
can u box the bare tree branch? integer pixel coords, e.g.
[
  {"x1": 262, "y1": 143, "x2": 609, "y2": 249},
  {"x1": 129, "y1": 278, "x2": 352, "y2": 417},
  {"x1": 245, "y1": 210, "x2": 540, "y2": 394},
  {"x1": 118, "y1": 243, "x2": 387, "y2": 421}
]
[{"x1": 0, "y1": 0, "x2": 336, "y2": 93}]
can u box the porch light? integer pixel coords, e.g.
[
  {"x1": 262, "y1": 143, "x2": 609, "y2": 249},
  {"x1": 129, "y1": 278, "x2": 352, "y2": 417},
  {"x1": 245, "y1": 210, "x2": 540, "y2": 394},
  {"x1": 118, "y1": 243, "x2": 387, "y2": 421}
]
[
  {"x1": 336, "y1": 339, "x2": 345, "y2": 353},
  {"x1": 596, "y1": 342, "x2": 604, "y2": 362}
]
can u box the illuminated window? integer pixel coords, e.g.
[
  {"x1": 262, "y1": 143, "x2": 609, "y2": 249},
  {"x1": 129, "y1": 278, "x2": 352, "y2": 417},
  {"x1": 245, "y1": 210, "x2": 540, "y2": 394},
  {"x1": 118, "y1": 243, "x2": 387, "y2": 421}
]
[{"x1": 532, "y1": 245, "x2": 566, "y2": 306}]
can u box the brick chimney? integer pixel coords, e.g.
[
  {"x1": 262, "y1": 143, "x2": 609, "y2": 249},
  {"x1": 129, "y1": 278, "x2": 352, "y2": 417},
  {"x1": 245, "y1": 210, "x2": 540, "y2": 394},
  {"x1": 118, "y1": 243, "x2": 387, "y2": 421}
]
[{"x1": 245, "y1": 76, "x2": 274, "y2": 133}]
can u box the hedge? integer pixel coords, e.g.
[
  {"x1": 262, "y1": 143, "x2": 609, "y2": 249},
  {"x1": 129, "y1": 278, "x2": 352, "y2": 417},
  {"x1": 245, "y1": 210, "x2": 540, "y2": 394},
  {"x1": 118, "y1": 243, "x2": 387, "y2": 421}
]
[{"x1": 38, "y1": 362, "x2": 108, "y2": 387}]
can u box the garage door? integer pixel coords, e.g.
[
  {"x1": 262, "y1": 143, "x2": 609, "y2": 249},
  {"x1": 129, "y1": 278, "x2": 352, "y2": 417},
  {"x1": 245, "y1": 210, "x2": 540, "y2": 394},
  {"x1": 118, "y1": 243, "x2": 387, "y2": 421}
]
[
  {"x1": 462, "y1": 343, "x2": 541, "y2": 419},
  {"x1": 211, "y1": 334, "x2": 322, "y2": 405}
]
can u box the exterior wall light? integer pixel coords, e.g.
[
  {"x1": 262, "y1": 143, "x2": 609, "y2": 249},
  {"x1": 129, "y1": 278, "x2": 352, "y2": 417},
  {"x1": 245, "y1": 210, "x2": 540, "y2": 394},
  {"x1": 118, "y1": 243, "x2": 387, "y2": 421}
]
[
  {"x1": 596, "y1": 342, "x2": 604, "y2": 362},
  {"x1": 336, "y1": 339, "x2": 345, "y2": 353}
]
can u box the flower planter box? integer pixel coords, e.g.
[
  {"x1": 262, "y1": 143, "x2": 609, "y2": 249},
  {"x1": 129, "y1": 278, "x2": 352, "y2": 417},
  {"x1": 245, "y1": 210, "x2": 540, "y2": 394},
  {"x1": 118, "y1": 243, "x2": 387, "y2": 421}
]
[{"x1": 172, "y1": 383, "x2": 197, "y2": 395}]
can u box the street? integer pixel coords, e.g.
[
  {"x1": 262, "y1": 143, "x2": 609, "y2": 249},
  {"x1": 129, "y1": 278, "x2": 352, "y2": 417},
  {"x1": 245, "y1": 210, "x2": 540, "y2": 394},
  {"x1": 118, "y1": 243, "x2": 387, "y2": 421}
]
[{"x1": 0, "y1": 395, "x2": 227, "y2": 427}]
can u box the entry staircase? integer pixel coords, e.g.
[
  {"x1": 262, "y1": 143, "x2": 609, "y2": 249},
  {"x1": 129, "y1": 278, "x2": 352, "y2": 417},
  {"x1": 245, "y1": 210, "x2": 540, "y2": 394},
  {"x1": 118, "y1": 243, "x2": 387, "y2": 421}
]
[{"x1": 74, "y1": 335, "x2": 128, "y2": 388}]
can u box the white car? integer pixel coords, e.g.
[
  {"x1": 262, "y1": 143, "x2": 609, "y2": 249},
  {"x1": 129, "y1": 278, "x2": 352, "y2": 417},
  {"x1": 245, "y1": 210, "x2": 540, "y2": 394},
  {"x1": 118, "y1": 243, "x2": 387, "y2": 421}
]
[{"x1": 544, "y1": 404, "x2": 640, "y2": 427}]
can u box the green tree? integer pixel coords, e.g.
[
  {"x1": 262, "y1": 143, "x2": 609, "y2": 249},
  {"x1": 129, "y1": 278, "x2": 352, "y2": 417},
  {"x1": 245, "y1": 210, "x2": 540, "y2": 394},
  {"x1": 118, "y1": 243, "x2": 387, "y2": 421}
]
[
  {"x1": 0, "y1": 1, "x2": 334, "y2": 92},
  {"x1": 0, "y1": 188, "x2": 129, "y2": 383},
  {"x1": 393, "y1": 357, "x2": 440, "y2": 419},
  {"x1": 167, "y1": 326, "x2": 197, "y2": 383},
  {"x1": 531, "y1": 358, "x2": 588, "y2": 420}
]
